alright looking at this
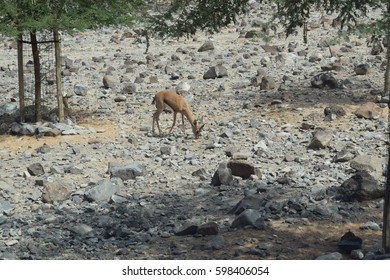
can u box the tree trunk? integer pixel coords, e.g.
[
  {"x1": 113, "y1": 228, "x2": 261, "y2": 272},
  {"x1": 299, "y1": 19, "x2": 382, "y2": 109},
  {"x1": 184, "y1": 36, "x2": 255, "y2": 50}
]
[
  {"x1": 385, "y1": 144, "x2": 390, "y2": 252},
  {"x1": 30, "y1": 30, "x2": 42, "y2": 122},
  {"x1": 385, "y1": 33, "x2": 390, "y2": 92},
  {"x1": 53, "y1": 28, "x2": 64, "y2": 122},
  {"x1": 383, "y1": 1, "x2": 390, "y2": 254},
  {"x1": 17, "y1": 34, "x2": 25, "y2": 123}
]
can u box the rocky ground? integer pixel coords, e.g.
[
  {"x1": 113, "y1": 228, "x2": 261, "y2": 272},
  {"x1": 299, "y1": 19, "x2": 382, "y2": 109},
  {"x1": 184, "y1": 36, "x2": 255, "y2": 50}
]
[{"x1": 0, "y1": 2, "x2": 388, "y2": 260}]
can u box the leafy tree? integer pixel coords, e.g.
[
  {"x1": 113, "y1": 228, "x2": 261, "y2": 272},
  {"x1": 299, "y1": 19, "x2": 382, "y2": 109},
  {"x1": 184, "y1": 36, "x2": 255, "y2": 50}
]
[
  {"x1": 273, "y1": 0, "x2": 389, "y2": 90},
  {"x1": 0, "y1": 0, "x2": 145, "y2": 122},
  {"x1": 271, "y1": 0, "x2": 390, "y2": 253},
  {"x1": 147, "y1": 0, "x2": 250, "y2": 39}
]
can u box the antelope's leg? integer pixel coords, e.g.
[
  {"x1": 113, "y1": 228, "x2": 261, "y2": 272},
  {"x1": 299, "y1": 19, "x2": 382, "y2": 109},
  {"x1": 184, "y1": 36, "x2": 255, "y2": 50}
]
[
  {"x1": 181, "y1": 113, "x2": 186, "y2": 135},
  {"x1": 168, "y1": 112, "x2": 177, "y2": 134},
  {"x1": 153, "y1": 110, "x2": 163, "y2": 136}
]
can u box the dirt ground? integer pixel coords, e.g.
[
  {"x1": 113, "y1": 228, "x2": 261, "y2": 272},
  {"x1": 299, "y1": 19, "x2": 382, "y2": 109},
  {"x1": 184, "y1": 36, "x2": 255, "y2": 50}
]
[{"x1": 0, "y1": 93, "x2": 385, "y2": 260}]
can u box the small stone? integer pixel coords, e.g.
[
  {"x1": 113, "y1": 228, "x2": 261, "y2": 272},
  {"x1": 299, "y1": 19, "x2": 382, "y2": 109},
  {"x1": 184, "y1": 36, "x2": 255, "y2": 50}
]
[
  {"x1": 203, "y1": 65, "x2": 228, "y2": 79},
  {"x1": 27, "y1": 163, "x2": 45, "y2": 176},
  {"x1": 198, "y1": 40, "x2": 215, "y2": 52},
  {"x1": 174, "y1": 225, "x2": 199, "y2": 236},
  {"x1": 350, "y1": 249, "x2": 364, "y2": 260},
  {"x1": 42, "y1": 181, "x2": 71, "y2": 204},
  {"x1": 354, "y1": 63, "x2": 370, "y2": 75},
  {"x1": 308, "y1": 129, "x2": 333, "y2": 149},
  {"x1": 70, "y1": 224, "x2": 93, "y2": 236},
  {"x1": 231, "y1": 209, "x2": 265, "y2": 229},
  {"x1": 197, "y1": 222, "x2": 219, "y2": 236},
  {"x1": 260, "y1": 76, "x2": 276, "y2": 90},
  {"x1": 359, "y1": 221, "x2": 381, "y2": 231}
]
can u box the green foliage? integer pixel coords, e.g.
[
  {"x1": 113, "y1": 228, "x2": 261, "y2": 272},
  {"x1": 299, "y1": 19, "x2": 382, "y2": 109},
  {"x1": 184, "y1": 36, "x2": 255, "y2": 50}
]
[
  {"x1": 147, "y1": 0, "x2": 250, "y2": 38},
  {"x1": 0, "y1": 0, "x2": 146, "y2": 36},
  {"x1": 273, "y1": 0, "x2": 388, "y2": 38}
]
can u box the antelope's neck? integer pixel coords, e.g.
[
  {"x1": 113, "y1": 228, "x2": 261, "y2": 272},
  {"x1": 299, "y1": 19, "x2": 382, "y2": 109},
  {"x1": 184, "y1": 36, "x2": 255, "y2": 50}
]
[{"x1": 183, "y1": 108, "x2": 196, "y2": 126}]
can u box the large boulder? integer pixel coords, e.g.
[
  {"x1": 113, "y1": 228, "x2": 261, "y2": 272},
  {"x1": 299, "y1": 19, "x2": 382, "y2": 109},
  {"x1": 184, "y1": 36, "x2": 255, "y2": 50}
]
[{"x1": 337, "y1": 171, "x2": 385, "y2": 202}]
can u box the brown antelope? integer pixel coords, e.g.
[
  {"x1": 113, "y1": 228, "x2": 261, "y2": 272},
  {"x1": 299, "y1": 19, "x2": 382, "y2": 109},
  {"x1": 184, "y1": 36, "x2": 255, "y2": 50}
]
[{"x1": 152, "y1": 90, "x2": 204, "y2": 138}]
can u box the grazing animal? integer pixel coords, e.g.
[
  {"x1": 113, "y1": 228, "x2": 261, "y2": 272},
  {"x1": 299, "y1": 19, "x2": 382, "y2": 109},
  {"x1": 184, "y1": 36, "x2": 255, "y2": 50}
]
[{"x1": 152, "y1": 90, "x2": 204, "y2": 138}]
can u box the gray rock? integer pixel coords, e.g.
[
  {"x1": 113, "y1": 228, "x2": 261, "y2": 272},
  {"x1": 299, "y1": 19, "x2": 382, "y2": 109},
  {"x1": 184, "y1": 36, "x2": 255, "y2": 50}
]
[
  {"x1": 175, "y1": 81, "x2": 191, "y2": 94},
  {"x1": 324, "y1": 105, "x2": 346, "y2": 121},
  {"x1": 103, "y1": 74, "x2": 118, "y2": 89},
  {"x1": 350, "y1": 249, "x2": 364, "y2": 260},
  {"x1": 27, "y1": 163, "x2": 45, "y2": 176},
  {"x1": 197, "y1": 222, "x2": 219, "y2": 236},
  {"x1": 333, "y1": 145, "x2": 356, "y2": 162},
  {"x1": 229, "y1": 195, "x2": 264, "y2": 215},
  {"x1": 109, "y1": 162, "x2": 147, "y2": 180},
  {"x1": 211, "y1": 162, "x2": 233, "y2": 186},
  {"x1": 231, "y1": 209, "x2": 265, "y2": 229},
  {"x1": 308, "y1": 129, "x2": 333, "y2": 149},
  {"x1": 354, "y1": 102, "x2": 382, "y2": 119},
  {"x1": 114, "y1": 95, "x2": 127, "y2": 102},
  {"x1": 359, "y1": 221, "x2": 381, "y2": 231},
  {"x1": 227, "y1": 160, "x2": 262, "y2": 179},
  {"x1": 35, "y1": 143, "x2": 51, "y2": 154},
  {"x1": 121, "y1": 83, "x2": 137, "y2": 94},
  {"x1": 0, "y1": 215, "x2": 7, "y2": 225},
  {"x1": 41, "y1": 181, "x2": 71, "y2": 204},
  {"x1": 74, "y1": 84, "x2": 89, "y2": 96},
  {"x1": 0, "y1": 199, "x2": 14, "y2": 216},
  {"x1": 311, "y1": 73, "x2": 339, "y2": 89},
  {"x1": 198, "y1": 40, "x2": 215, "y2": 52},
  {"x1": 84, "y1": 178, "x2": 123, "y2": 202},
  {"x1": 160, "y1": 145, "x2": 176, "y2": 155},
  {"x1": 260, "y1": 76, "x2": 276, "y2": 90},
  {"x1": 220, "y1": 128, "x2": 233, "y2": 138},
  {"x1": 338, "y1": 171, "x2": 384, "y2": 202},
  {"x1": 70, "y1": 224, "x2": 93, "y2": 236},
  {"x1": 354, "y1": 63, "x2": 370, "y2": 75},
  {"x1": 338, "y1": 231, "x2": 362, "y2": 253},
  {"x1": 0, "y1": 102, "x2": 18, "y2": 116},
  {"x1": 203, "y1": 65, "x2": 228, "y2": 79},
  {"x1": 64, "y1": 165, "x2": 84, "y2": 175},
  {"x1": 192, "y1": 168, "x2": 209, "y2": 181},
  {"x1": 174, "y1": 224, "x2": 199, "y2": 236},
  {"x1": 350, "y1": 154, "x2": 382, "y2": 177},
  {"x1": 10, "y1": 123, "x2": 37, "y2": 135},
  {"x1": 0, "y1": 179, "x2": 13, "y2": 194}
]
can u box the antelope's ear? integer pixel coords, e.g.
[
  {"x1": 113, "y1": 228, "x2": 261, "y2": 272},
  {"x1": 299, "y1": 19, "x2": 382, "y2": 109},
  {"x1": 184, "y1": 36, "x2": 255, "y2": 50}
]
[{"x1": 200, "y1": 124, "x2": 205, "y2": 131}]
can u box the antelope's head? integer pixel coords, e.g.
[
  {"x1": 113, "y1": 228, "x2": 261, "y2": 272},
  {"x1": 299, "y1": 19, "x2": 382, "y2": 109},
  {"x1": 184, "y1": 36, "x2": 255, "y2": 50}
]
[{"x1": 192, "y1": 119, "x2": 205, "y2": 139}]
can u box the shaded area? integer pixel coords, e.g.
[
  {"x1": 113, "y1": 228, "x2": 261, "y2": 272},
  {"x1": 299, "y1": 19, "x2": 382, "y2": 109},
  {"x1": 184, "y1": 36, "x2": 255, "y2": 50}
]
[{"x1": 0, "y1": 179, "x2": 383, "y2": 260}]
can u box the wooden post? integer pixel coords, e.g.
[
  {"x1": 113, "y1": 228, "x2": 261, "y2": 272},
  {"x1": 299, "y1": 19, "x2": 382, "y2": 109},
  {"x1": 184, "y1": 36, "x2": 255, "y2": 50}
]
[
  {"x1": 53, "y1": 28, "x2": 64, "y2": 122},
  {"x1": 17, "y1": 34, "x2": 25, "y2": 123}
]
